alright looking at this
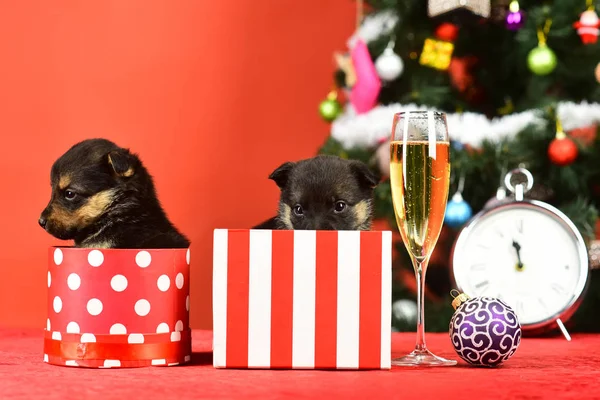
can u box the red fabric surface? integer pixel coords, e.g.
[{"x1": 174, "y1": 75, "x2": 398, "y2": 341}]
[{"x1": 0, "y1": 328, "x2": 599, "y2": 400}]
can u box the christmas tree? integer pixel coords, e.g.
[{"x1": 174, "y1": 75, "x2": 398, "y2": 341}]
[{"x1": 317, "y1": 0, "x2": 600, "y2": 332}]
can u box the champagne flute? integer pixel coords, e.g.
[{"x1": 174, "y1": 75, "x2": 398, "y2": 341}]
[{"x1": 389, "y1": 111, "x2": 456, "y2": 367}]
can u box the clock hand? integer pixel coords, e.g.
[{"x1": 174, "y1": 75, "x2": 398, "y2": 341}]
[{"x1": 512, "y1": 240, "x2": 524, "y2": 270}]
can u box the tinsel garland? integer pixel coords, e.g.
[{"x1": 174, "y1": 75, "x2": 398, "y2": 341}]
[
  {"x1": 331, "y1": 101, "x2": 600, "y2": 149},
  {"x1": 346, "y1": 9, "x2": 399, "y2": 49}
]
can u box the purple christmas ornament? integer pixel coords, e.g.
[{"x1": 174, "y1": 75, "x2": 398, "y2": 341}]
[
  {"x1": 506, "y1": 0, "x2": 525, "y2": 31},
  {"x1": 449, "y1": 293, "x2": 521, "y2": 367}
]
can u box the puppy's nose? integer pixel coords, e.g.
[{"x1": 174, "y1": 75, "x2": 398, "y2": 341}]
[{"x1": 38, "y1": 217, "x2": 47, "y2": 228}]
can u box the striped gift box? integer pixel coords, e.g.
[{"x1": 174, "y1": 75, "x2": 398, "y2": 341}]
[{"x1": 212, "y1": 229, "x2": 392, "y2": 370}]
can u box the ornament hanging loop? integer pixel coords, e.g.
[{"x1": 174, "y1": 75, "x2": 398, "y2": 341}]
[
  {"x1": 383, "y1": 17, "x2": 397, "y2": 50},
  {"x1": 509, "y1": 0, "x2": 520, "y2": 12},
  {"x1": 504, "y1": 167, "x2": 534, "y2": 201},
  {"x1": 537, "y1": 19, "x2": 552, "y2": 46},
  {"x1": 556, "y1": 117, "x2": 566, "y2": 139},
  {"x1": 450, "y1": 173, "x2": 467, "y2": 203},
  {"x1": 537, "y1": 28, "x2": 546, "y2": 46},
  {"x1": 386, "y1": 34, "x2": 396, "y2": 50},
  {"x1": 457, "y1": 173, "x2": 466, "y2": 194},
  {"x1": 450, "y1": 291, "x2": 471, "y2": 310},
  {"x1": 326, "y1": 89, "x2": 338, "y2": 101}
]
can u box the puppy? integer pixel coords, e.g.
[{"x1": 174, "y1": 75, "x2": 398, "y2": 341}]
[
  {"x1": 39, "y1": 138, "x2": 190, "y2": 249},
  {"x1": 254, "y1": 155, "x2": 379, "y2": 230}
]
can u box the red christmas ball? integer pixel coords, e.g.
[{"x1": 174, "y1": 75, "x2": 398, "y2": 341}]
[
  {"x1": 548, "y1": 136, "x2": 578, "y2": 165},
  {"x1": 435, "y1": 23, "x2": 459, "y2": 42}
]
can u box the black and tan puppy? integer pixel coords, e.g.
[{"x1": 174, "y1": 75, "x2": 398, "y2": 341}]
[
  {"x1": 254, "y1": 155, "x2": 379, "y2": 231},
  {"x1": 39, "y1": 138, "x2": 190, "y2": 249}
]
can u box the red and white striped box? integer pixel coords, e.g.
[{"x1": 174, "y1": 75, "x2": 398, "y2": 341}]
[
  {"x1": 44, "y1": 247, "x2": 191, "y2": 368},
  {"x1": 212, "y1": 229, "x2": 392, "y2": 370}
]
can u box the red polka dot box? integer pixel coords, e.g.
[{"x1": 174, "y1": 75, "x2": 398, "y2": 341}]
[{"x1": 44, "y1": 247, "x2": 191, "y2": 368}]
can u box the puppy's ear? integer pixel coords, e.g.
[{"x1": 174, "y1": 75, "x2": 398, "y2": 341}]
[
  {"x1": 107, "y1": 148, "x2": 136, "y2": 178},
  {"x1": 268, "y1": 162, "x2": 295, "y2": 189},
  {"x1": 350, "y1": 161, "x2": 379, "y2": 189}
]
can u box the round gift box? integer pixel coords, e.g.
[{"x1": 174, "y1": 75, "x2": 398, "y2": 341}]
[{"x1": 44, "y1": 247, "x2": 192, "y2": 368}]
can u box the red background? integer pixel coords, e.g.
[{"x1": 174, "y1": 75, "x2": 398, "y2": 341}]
[{"x1": 0, "y1": 0, "x2": 356, "y2": 329}]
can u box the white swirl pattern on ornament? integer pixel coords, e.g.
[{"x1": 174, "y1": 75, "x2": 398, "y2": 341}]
[{"x1": 449, "y1": 297, "x2": 521, "y2": 367}]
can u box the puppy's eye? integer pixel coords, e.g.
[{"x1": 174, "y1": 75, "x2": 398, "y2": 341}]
[
  {"x1": 64, "y1": 190, "x2": 77, "y2": 200},
  {"x1": 334, "y1": 201, "x2": 347, "y2": 213},
  {"x1": 293, "y1": 205, "x2": 304, "y2": 216}
]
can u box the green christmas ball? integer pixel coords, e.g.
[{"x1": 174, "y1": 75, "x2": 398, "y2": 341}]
[
  {"x1": 527, "y1": 44, "x2": 557, "y2": 75},
  {"x1": 319, "y1": 98, "x2": 342, "y2": 122}
]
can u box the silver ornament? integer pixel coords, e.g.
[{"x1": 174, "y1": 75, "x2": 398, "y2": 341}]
[
  {"x1": 428, "y1": 0, "x2": 491, "y2": 18},
  {"x1": 392, "y1": 299, "x2": 417, "y2": 324},
  {"x1": 375, "y1": 47, "x2": 404, "y2": 81}
]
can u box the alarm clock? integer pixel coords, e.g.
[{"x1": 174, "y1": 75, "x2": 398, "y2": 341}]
[{"x1": 450, "y1": 168, "x2": 590, "y2": 335}]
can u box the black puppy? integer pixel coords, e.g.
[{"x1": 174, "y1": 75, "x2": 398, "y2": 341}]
[
  {"x1": 254, "y1": 155, "x2": 379, "y2": 231},
  {"x1": 39, "y1": 138, "x2": 190, "y2": 249}
]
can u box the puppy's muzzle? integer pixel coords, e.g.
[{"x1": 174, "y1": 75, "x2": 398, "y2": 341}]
[
  {"x1": 39, "y1": 205, "x2": 51, "y2": 230},
  {"x1": 304, "y1": 219, "x2": 336, "y2": 231}
]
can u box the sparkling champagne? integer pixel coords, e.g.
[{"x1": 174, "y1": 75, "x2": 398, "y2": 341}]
[{"x1": 390, "y1": 140, "x2": 450, "y2": 262}]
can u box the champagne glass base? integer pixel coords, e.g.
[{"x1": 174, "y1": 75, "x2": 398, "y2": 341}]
[{"x1": 392, "y1": 349, "x2": 457, "y2": 367}]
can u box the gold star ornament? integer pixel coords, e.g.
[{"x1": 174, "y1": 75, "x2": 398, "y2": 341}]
[
  {"x1": 419, "y1": 38, "x2": 454, "y2": 70},
  {"x1": 428, "y1": 0, "x2": 491, "y2": 18}
]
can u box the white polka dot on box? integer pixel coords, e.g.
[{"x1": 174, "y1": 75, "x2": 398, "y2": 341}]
[{"x1": 44, "y1": 247, "x2": 192, "y2": 368}]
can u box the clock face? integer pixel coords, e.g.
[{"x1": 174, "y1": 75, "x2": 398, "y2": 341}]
[{"x1": 451, "y1": 202, "x2": 588, "y2": 328}]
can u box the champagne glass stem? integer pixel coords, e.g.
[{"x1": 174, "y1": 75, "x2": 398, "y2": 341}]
[{"x1": 414, "y1": 256, "x2": 428, "y2": 352}]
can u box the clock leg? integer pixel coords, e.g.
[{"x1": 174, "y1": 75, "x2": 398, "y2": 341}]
[{"x1": 556, "y1": 319, "x2": 572, "y2": 341}]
